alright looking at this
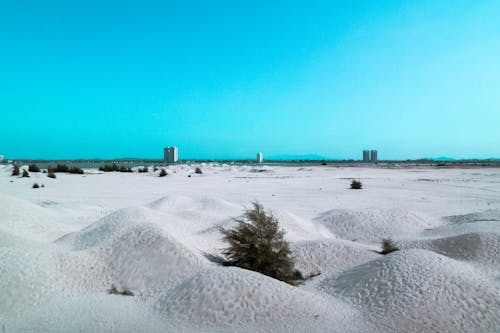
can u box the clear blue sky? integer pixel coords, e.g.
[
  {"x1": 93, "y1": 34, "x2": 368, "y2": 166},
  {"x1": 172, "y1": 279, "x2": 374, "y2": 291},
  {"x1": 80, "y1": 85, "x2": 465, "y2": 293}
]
[{"x1": 1, "y1": 0, "x2": 499, "y2": 160}]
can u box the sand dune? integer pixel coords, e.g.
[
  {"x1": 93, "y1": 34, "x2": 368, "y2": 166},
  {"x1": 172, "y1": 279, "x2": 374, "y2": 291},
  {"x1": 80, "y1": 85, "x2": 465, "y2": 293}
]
[
  {"x1": 0, "y1": 164, "x2": 499, "y2": 332},
  {"x1": 320, "y1": 249, "x2": 500, "y2": 333}
]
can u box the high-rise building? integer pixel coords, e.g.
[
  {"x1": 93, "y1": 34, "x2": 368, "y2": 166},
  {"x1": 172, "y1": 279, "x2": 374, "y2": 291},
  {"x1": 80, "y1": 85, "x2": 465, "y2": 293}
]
[
  {"x1": 363, "y1": 150, "x2": 370, "y2": 162},
  {"x1": 256, "y1": 152, "x2": 263, "y2": 163},
  {"x1": 163, "y1": 146, "x2": 178, "y2": 163},
  {"x1": 370, "y1": 150, "x2": 378, "y2": 162}
]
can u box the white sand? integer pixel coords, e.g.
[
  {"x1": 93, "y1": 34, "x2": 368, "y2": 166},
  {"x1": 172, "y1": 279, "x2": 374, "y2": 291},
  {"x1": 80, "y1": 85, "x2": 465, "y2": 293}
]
[{"x1": 0, "y1": 164, "x2": 499, "y2": 332}]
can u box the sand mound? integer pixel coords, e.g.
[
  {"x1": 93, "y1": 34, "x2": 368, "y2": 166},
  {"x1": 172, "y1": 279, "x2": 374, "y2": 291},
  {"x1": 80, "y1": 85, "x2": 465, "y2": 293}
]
[
  {"x1": 56, "y1": 207, "x2": 205, "y2": 292},
  {"x1": 320, "y1": 249, "x2": 500, "y2": 333},
  {"x1": 1, "y1": 294, "x2": 168, "y2": 333},
  {"x1": 292, "y1": 239, "x2": 380, "y2": 278},
  {"x1": 154, "y1": 266, "x2": 372, "y2": 333},
  {"x1": 314, "y1": 208, "x2": 430, "y2": 243},
  {"x1": 401, "y1": 232, "x2": 500, "y2": 269},
  {"x1": 0, "y1": 193, "x2": 64, "y2": 241},
  {"x1": 272, "y1": 210, "x2": 334, "y2": 241},
  {"x1": 149, "y1": 194, "x2": 241, "y2": 214}
]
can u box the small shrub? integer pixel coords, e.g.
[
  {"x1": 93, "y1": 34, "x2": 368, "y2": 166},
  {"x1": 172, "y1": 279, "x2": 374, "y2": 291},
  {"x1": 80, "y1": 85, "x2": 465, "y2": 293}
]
[
  {"x1": 351, "y1": 180, "x2": 362, "y2": 189},
  {"x1": 47, "y1": 167, "x2": 56, "y2": 179},
  {"x1": 41, "y1": 184, "x2": 45, "y2": 188},
  {"x1": 108, "y1": 284, "x2": 134, "y2": 296},
  {"x1": 379, "y1": 238, "x2": 399, "y2": 255},
  {"x1": 99, "y1": 164, "x2": 131, "y2": 172},
  {"x1": 195, "y1": 167, "x2": 203, "y2": 174},
  {"x1": 28, "y1": 164, "x2": 40, "y2": 172},
  {"x1": 69, "y1": 167, "x2": 84, "y2": 174},
  {"x1": 12, "y1": 164, "x2": 20, "y2": 176},
  {"x1": 54, "y1": 164, "x2": 70, "y2": 173},
  {"x1": 22, "y1": 169, "x2": 30, "y2": 177},
  {"x1": 153, "y1": 166, "x2": 158, "y2": 172},
  {"x1": 159, "y1": 169, "x2": 167, "y2": 177},
  {"x1": 32, "y1": 183, "x2": 39, "y2": 189},
  {"x1": 220, "y1": 202, "x2": 299, "y2": 284},
  {"x1": 119, "y1": 165, "x2": 132, "y2": 172},
  {"x1": 138, "y1": 166, "x2": 148, "y2": 173}
]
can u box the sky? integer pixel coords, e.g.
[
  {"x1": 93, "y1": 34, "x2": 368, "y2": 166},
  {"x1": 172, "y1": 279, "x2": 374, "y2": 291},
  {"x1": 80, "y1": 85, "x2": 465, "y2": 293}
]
[{"x1": 0, "y1": 0, "x2": 499, "y2": 160}]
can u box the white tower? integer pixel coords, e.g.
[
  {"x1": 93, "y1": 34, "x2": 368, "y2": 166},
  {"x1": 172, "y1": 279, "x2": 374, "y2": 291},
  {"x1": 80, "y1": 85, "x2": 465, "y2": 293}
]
[
  {"x1": 164, "y1": 146, "x2": 178, "y2": 163},
  {"x1": 256, "y1": 152, "x2": 263, "y2": 163}
]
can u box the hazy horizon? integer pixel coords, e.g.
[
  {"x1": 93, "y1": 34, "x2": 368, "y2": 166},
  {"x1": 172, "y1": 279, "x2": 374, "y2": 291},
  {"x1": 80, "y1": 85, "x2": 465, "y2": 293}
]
[{"x1": 1, "y1": 1, "x2": 499, "y2": 160}]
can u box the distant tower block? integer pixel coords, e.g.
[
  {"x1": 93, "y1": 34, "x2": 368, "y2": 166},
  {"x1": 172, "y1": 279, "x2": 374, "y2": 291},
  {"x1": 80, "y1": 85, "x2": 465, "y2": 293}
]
[
  {"x1": 163, "y1": 146, "x2": 178, "y2": 164},
  {"x1": 370, "y1": 150, "x2": 378, "y2": 162},
  {"x1": 256, "y1": 152, "x2": 263, "y2": 163},
  {"x1": 363, "y1": 150, "x2": 370, "y2": 162}
]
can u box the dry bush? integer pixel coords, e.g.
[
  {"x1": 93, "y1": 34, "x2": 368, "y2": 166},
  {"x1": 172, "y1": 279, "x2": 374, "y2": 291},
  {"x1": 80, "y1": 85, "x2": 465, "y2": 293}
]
[
  {"x1": 22, "y1": 169, "x2": 30, "y2": 177},
  {"x1": 32, "y1": 183, "x2": 40, "y2": 189},
  {"x1": 220, "y1": 202, "x2": 300, "y2": 284},
  {"x1": 159, "y1": 169, "x2": 167, "y2": 177},
  {"x1": 195, "y1": 167, "x2": 203, "y2": 174},
  {"x1": 28, "y1": 164, "x2": 40, "y2": 172},
  {"x1": 351, "y1": 179, "x2": 362, "y2": 189},
  {"x1": 379, "y1": 238, "x2": 399, "y2": 255},
  {"x1": 11, "y1": 164, "x2": 20, "y2": 176},
  {"x1": 108, "y1": 284, "x2": 134, "y2": 296},
  {"x1": 47, "y1": 167, "x2": 56, "y2": 179}
]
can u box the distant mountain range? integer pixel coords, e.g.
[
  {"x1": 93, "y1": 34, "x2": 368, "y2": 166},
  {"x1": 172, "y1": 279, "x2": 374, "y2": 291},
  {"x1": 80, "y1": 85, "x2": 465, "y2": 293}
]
[{"x1": 429, "y1": 157, "x2": 500, "y2": 161}]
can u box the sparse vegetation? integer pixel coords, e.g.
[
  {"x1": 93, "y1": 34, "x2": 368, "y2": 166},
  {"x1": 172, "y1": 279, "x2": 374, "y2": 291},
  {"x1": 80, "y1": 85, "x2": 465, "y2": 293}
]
[
  {"x1": 47, "y1": 167, "x2": 56, "y2": 179},
  {"x1": 32, "y1": 183, "x2": 40, "y2": 189},
  {"x1": 108, "y1": 284, "x2": 134, "y2": 296},
  {"x1": 159, "y1": 169, "x2": 167, "y2": 177},
  {"x1": 69, "y1": 167, "x2": 84, "y2": 174},
  {"x1": 99, "y1": 163, "x2": 132, "y2": 172},
  {"x1": 28, "y1": 164, "x2": 40, "y2": 172},
  {"x1": 195, "y1": 167, "x2": 203, "y2": 174},
  {"x1": 351, "y1": 179, "x2": 362, "y2": 189},
  {"x1": 22, "y1": 169, "x2": 30, "y2": 177},
  {"x1": 11, "y1": 164, "x2": 20, "y2": 176},
  {"x1": 219, "y1": 202, "x2": 300, "y2": 284},
  {"x1": 138, "y1": 166, "x2": 148, "y2": 173},
  {"x1": 54, "y1": 164, "x2": 70, "y2": 173},
  {"x1": 379, "y1": 238, "x2": 399, "y2": 255}
]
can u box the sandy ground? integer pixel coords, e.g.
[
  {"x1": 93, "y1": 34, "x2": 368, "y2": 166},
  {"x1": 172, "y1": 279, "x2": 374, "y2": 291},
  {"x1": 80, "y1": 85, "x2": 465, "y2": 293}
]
[{"x1": 0, "y1": 164, "x2": 499, "y2": 332}]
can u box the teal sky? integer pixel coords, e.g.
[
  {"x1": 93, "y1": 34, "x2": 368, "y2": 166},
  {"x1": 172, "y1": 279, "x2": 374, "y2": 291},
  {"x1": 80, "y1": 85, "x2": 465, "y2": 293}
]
[{"x1": 1, "y1": 0, "x2": 499, "y2": 160}]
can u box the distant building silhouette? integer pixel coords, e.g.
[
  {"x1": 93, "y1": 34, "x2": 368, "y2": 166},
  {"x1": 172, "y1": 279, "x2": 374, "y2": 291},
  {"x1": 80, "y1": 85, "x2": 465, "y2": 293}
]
[
  {"x1": 370, "y1": 150, "x2": 378, "y2": 162},
  {"x1": 164, "y1": 146, "x2": 178, "y2": 163},
  {"x1": 256, "y1": 152, "x2": 263, "y2": 163},
  {"x1": 363, "y1": 150, "x2": 370, "y2": 162}
]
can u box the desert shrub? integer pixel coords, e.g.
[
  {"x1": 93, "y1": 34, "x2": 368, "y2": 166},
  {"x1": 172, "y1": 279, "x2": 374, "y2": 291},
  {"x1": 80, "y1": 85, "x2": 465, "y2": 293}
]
[
  {"x1": 379, "y1": 238, "x2": 399, "y2": 255},
  {"x1": 11, "y1": 164, "x2": 20, "y2": 176},
  {"x1": 194, "y1": 167, "x2": 203, "y2": 174},
  {"x1": 22, "y1": 169, "x2": 30, "y2": 177},
  {"x1": 108, "y1": 284, "x2": 134, "y2": 296},
  {"x1": 99, "y1": 164, "x2": 131, "y2": 172},
  {"x1": 32, "y1": 183, "x2": 39, "y2": 189},
  {"x1": 351, "y1": 179, "x2": 362, "y2": 189},
  {"x1": 138, "y1": 166, "x2": 148, "y2": 173},
  {"x1": 28, "y1": 164, "x2": 40, "y2": 172},
  {"x1": 159, "y1": 169, "x2": 167, "y2": 177},
  {"x1": 47, "y1": 167, "x2": 56, "y2": 179},
  {"x1": 69, "y1": 167, "x2": 84, "y2": 174},
  {"x1": 153, "y1": 166, "x2": 158, "y2": 172},
  {"x1": 220, "y1": 202, "x2": 298, "y2": 284},
  {"x1": 119, "y1": 165, "x2": 132, "y2": 172},
  {"x1": 54, "y1": 164, "x2": 70, "y2": 173}
]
